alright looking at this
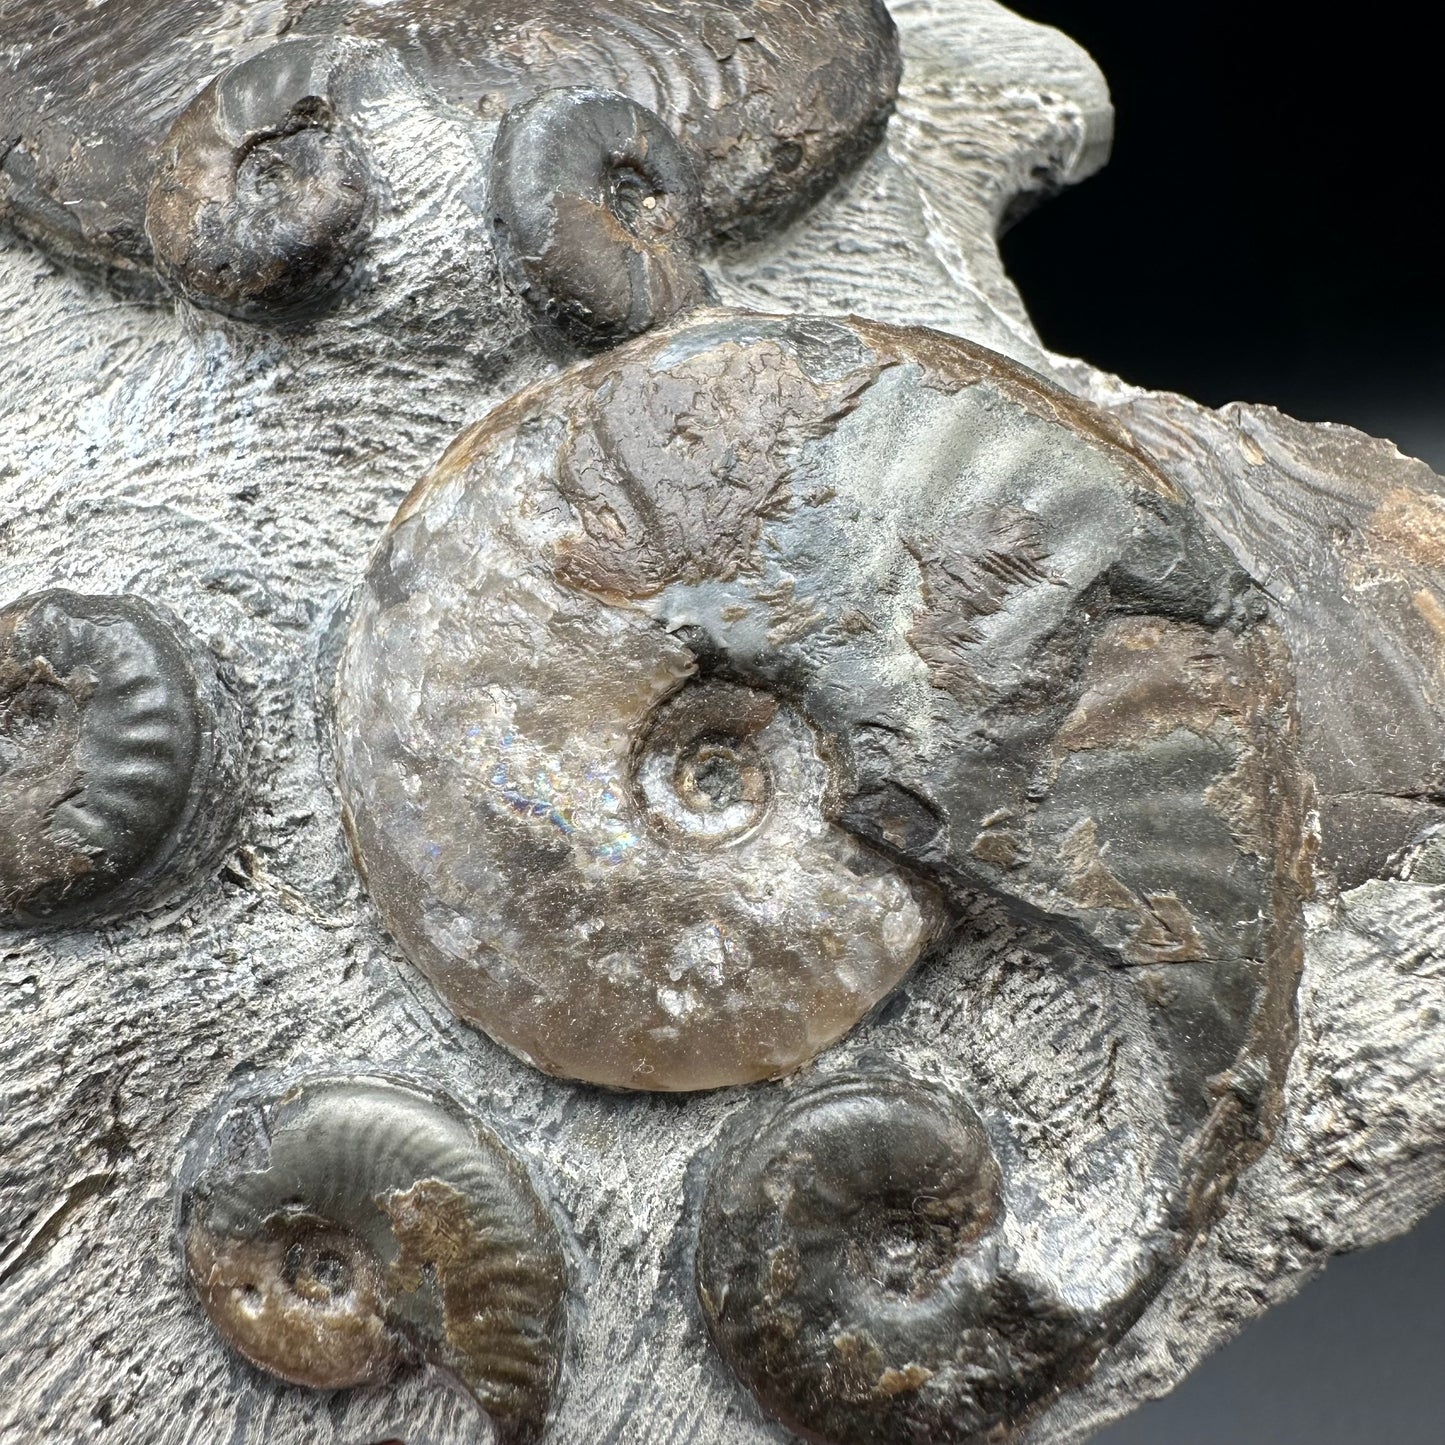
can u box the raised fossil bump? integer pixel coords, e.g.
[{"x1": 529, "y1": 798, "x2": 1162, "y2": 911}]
[
  {"x1": 145, "y1": 37, "x2": 378, "y2": 317},
  {"x1": 696, "y1": 1069, "x2": 1116, "y2": 1445},
  {"x1": 180, "y1": 1074, "x2": 567, "y2": 1445},
  {"x1": 336, "y1": 308, "x2": 1306, "y2": 1140},
  {"x1": 491, "y1": 87, "x2": 711, "y2": 349},
  {"x1": 0, "y1": 589, "x2": 245, "y2": 926}
]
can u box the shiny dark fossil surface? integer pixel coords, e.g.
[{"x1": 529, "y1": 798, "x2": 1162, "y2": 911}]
[
  {"x1": 490, "y1": 86, "x2": 713, "y2": 349},
  {"x1": 0, "y1": 0, "x2": 900, "y2": 298},
  {"x1": 180, "y1": 1073, "x2": 568, "y2": 1445},
  {"x1": 286, "y1": 0, "x2": 901, "y2": 237},
  {"x1": 332, "y1": 305, "x2": 1311, "y2": 1437},
  {"x1": 697, "y1": 1069, "x2": 1119, "y2": 1445},
  {"x1": 0, "y1": 589, "x2": 245, "y2": 926}
]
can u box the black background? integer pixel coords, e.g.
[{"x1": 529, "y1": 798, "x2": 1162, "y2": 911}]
[
  {"x1": 1004, "y1": 1, "x2": 1443, "y2": 469},
  {"x1": 999, "y1": 5, "x2": 1443, "y2": 1442}
]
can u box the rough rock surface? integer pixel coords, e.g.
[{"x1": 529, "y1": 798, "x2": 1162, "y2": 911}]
[{"x1": 1, "y1": 3, "x2": 1441, "y2": 1444}]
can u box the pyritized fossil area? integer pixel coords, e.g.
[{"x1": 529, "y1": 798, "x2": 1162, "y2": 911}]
[{"x1": 1, "y1": 2, "x2": 1442, "y2": 1444}]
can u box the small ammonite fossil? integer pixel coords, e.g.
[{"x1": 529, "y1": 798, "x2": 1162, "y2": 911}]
[
  {"x1": 336, "y1": 308, "x2": 1306, "y2": 1122},
  {"x1": 180, "y1": 1074, "x2": 567, "y2": 1445},
  {"x1": 0, "y1": 589, "x2": 245, "y2": 927},
  {"x1": 696, "y1": 1069, "x2": 1115, "y2": 1445},
  {"x1": 489, "y1": 87, "x2": 712, "y2": 350},
  {"x1": 145, "y1": 38, "x2": 381, "y2": 318},
  {"x1": 285, "y1": 0, "x2": 902, "y2": 238}
]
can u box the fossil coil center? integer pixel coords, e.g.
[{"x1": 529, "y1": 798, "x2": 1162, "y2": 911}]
[
  {"x1": 850, "y1": 1199, "x2": 976, "y2": 1302},
  {"x1": 634, "y1": 681, "x2": 779, "y2": 844},
  {"x1": 0, "y1": 680, "x2": 78, "y2": 770},
  {"x1": 278, "y1": 1224, "x2": 361, "y2": 1307},
  {"x1": 181, "y1": 1076, "x2": 568, "y2": 1433}
]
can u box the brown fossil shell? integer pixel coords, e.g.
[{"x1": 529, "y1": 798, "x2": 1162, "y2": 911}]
[
  {"x1": 0, "y1": 589, "x2": 245, "y2": 927},
  {"x1": 336, "y1": 308, "x2": 1306, "y2": 1112},
  {"x1": 145, "y1": 38, "x2": 380, "y2": 318},
  {"x1": 180, "y1": 1074, "x2": 568, "y2": 1445}
]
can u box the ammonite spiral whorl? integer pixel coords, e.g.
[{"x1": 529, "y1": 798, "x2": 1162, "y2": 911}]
[
  {"x1": 146, "y1": 38, "x2": 379, "y2": 317},
  {"x1": 337, "y1": 309, "x2": 1305, "y2": 1115},
  {"x1": 303, "y1": 0, "x2": 902, "y2": 237},
  {"x1": 491, "y1": 87, "x2": 712, "y2": 349},
  {"x1": 180, "y1": 1074, "x2": 568, "y2": 1445},
  {"x1": 697, "y1": 1070, "x2": 1108, "y2": 1444},
  {"x1": 0, "y1": 589, "x2": 245, "y2": 926}
]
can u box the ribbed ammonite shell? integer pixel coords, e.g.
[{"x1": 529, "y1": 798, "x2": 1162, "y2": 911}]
[
  {"x1": 336, "y1": 308, "x2": 1308, "y2": 1106},
  {"x1": 697, "y1": 1068, "x2": 1117, "y2": 1445},
  {"x1": 180, "y1": 1074, "x2": 568, "y2": 1445},
  {"x1": 0, "y1": 589, "x2": 245, "y2": 926}
]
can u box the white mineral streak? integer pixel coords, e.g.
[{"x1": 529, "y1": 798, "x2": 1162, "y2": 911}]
[{"x1": 1, "y1": 2, "x2": 1441, "y2": 1442}]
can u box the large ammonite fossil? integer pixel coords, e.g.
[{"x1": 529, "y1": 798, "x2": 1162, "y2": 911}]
[
  {"x1": 332, "y1": 307, "x2": 1309, "y2": 1436},
  {"x1": 338, "y1": 308, "x2": 1304, "y2": 1096},
  {"x1": 0, "y1": 1, "x2": 897, "y2": 340}
]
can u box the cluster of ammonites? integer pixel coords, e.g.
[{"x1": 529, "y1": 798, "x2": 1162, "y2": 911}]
[{"x1": 1, "y1": 4, "x2": 1311, "y2": 1443}]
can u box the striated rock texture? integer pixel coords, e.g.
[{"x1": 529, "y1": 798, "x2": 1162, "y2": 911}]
[{"x1": 0, "y1": 4, "x2": 1441, "y2": 1445}]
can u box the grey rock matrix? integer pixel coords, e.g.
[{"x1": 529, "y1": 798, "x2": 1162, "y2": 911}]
[{"x1": 2, "y1": 3, "x2": 1442, "y2": 1443}]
